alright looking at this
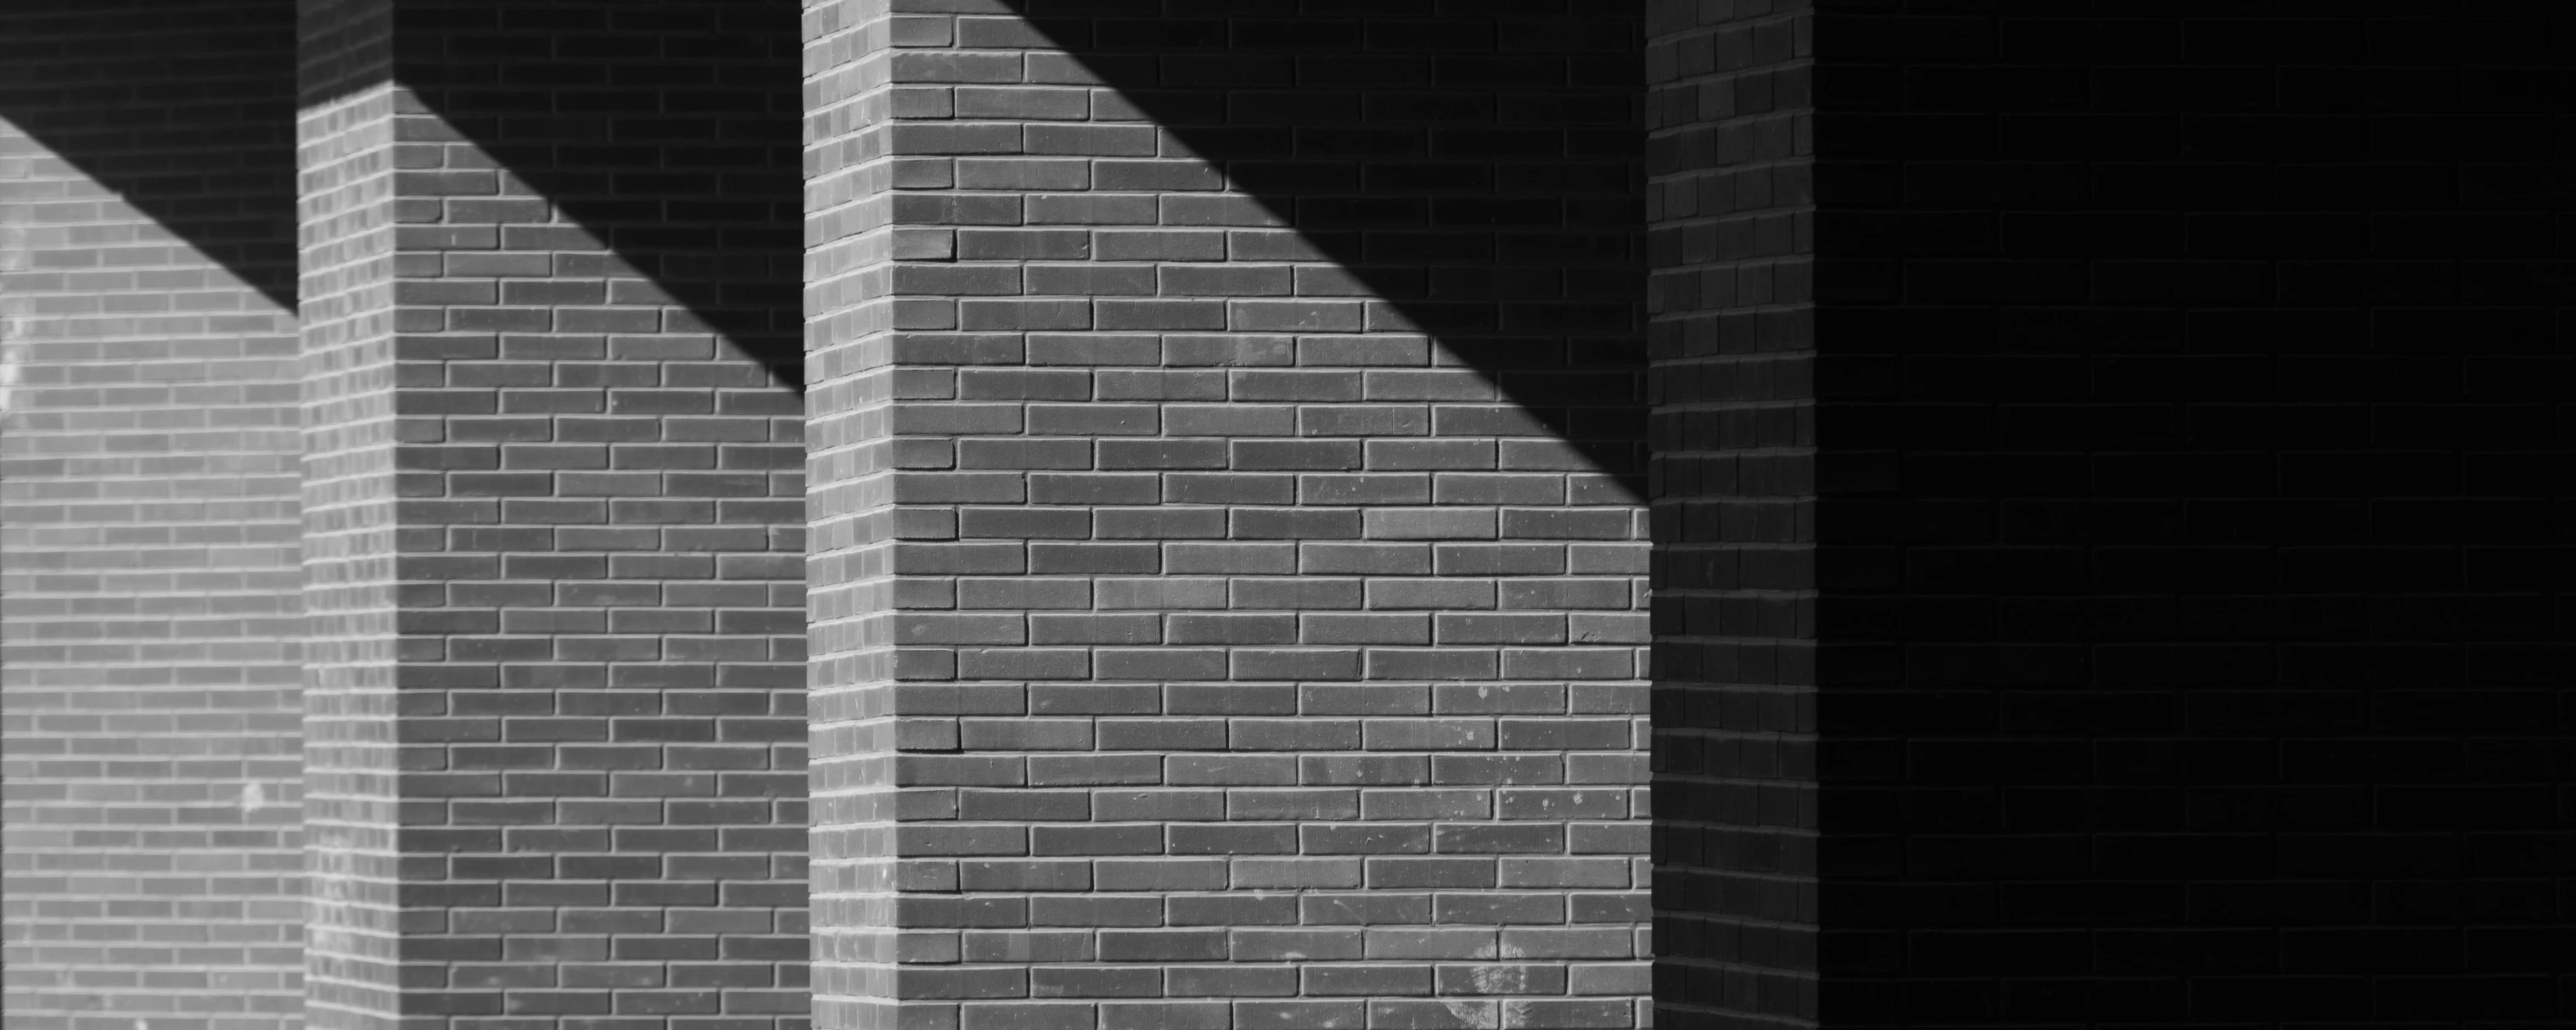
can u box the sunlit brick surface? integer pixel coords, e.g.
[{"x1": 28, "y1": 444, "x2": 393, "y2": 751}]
[
  {"x1": 295, "y1": 3, "x2": 809, "y2": 1026},
  {"x1": 1, "y1": 3, "x2": 306, "y2": 1027},
  {"x1": 806, "y1": 3, "x2": 1652, "y2": 1027}
]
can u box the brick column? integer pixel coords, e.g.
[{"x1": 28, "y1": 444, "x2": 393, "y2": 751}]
[
  {"x1": 295, "y1": 2, "x2": 807, "y2": 1027},
  {"x1": 1645, "y1": 4, "x2": 2576, "y2": 1028},
  {"x1": 1804, "y1": 5, "x2": 2576, "y2": 1025},
  {"x1": 802, "y1": 1, "x2": 901, "y2": 1027},
  {"x1": 295, "y1": 3, "x2": 401, "y2": 1022},
  {"x1": 1645, "y1": 3, "x2": 1818, "y2": 1027},
  {"x1": 806, "y1": 3, "x2": 1651, "y2": 1028}
]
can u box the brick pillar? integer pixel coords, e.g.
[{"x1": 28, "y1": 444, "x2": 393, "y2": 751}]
[
  {"x1": 1645, "y1": 4, "x2": 2576, "y2": 1028},
  {"x1": 1799, "y1": 6, "x2": 2576, "y2": 1027},
  {"x1": 295, "y1": 2, "x2": 807, "y2": 1027},
  {"x1": 295, "y1": 4, "x2": 402, "y2": 1025},
  {"x1": 802, "y1": 1, "x2": 901, "y2": 1027},
  {"x1": 806, "y1": 3, "x2": 1651, "y2": 1028},
  {"x1": 1646, "y1": 2, "x2": 1817, "y2": 1027}
]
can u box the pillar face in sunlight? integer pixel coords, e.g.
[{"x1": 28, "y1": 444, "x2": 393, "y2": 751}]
[
  {"x1": 804, "y1": 3, "x2": 1653, "y2": 1027},
  {"x1": 1, "y1": 3, "x2": 306, "y2": 1027},
  {"x1": 803, "y1": 3, "x2": 900, "y2": 1027},
  {"x1": 295, "y1": 2, "x2": 809, "y2": 1027},
  {"x1": 18, "y1": 3, "x2": 2576, "y2": 1030}
]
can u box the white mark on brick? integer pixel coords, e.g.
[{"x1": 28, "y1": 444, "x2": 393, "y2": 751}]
[
  {"x1": 0, "y1": 128, "x2": 20, "y2": 421},
  {"x1": 238, "y1": 782, "x2": 265, "y2": 814}
]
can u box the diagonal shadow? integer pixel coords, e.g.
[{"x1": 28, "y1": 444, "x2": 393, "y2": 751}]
[
  {"x1": 1002, "y1": 0, "x2": 1648, "y2": 495},
  {"x1": 3, "y1": 0, "x2": 805, "y2": 394},
  {"x1": 0, "y1": 1, "x2": 299, "y2": 310},
  {"x1": 10, "y1": 2, "x2": 1622, "y2": 416},
  {"x1": 380, "y1": 0, "x2": 805, "y2": 391}
]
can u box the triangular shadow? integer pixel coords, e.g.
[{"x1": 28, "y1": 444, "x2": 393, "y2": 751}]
[
  {"x1": 384, "y1": 0, "x2": 805, "y2": 392},
  {"x1": 0, "y1": 2, "x2": 300, "y2": 311},
  {"x1": 1002, "y1": 0, "x2": 1647, "y2": 496},
  {"x1": 3, "y1": 0, "x2": 805, "y2": 394},
  {"x1": 7, "y1": 2, "x2": 1634, "y2": 419}
]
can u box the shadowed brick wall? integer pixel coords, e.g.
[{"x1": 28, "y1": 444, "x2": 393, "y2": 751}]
[
  {"x1": 1645, "y1": 2, "x2": 1817, "y2": 1027},
  {"x1": 1651, "y1": 3, "x2": 2576, "y2": 1027},
  {"x1": 1806, "y1": 7, "x2": 2576, "y2": 1026},
  {"x1": 806, "y1": 2, "x2": 1653, "y2": 1027},
  {"x1": 1, "y1": 3, "x2": 307, "y2": 1027},
  {"x1": 13, "y1": 4, "x2": 2573, "y2": 1030},
  {"x1": 296, "y1": 1, "x2": 808, "y2": 1026}
]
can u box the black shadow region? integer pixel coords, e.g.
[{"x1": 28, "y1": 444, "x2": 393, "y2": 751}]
[
  {"x1": 380, "y1": 0, "x2": 805, "y2": 389},
  {"x1": 0, "y1": 0, "x2": 298, "y2": 309},
  {"x1": 1002, "y1": 0, "x2": 1649, "y2": 496},
  {"x1": 1807, "y1": 8, "x2": 2576, "y2": 1025}
]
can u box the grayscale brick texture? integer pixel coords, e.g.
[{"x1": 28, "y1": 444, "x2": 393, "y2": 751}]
[
  {"x1": 295, "y1": 2, "x2": 809, "y2": 1027},
  {"x1": 803, "y1": 3, "x2": 902, "y2": 1027},
  {"x1": 1643, "y1": 3, "x2": 1816, "y2": 1027},
  {"x1": 296, "y1": 3, "x2": 405, "y2": 1022},
  {"x1": 26, "y1": 5, "x2": 2569, "y2": 1030},
  {"x1": 1, "y1": 3, "x2": 308, "y2": 1027},
  {"x1": 808, "y1": 3, "x2": 1653, "y2": 1027}
]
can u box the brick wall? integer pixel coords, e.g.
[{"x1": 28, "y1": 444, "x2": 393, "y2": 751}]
[
  {"x1": 20, "y1": 5, "x2": 2567, "y2": 1029},
  {"x1": 1, "y1": 3, "x2": 307, "y2": 1027},
  {"x1": 1804, "y1": 5, "x2": 2576, "y2": 1026},
  {"x1": 1643, "y1": 2, "x2": 1817, "y2": 1028},
  {"x1": 297, "y1": 1, "x2": 811, "y2": 1026},
  {"x1": 806, "y1": 2, "x2": 1654, "y2": 1027}
]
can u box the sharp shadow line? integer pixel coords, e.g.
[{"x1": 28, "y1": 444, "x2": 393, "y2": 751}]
[
  {"x1": 0, "y1": 2, "x2": 300, "y2": 311},
  {"x1": 4, "y1": 0, "x2": 806, "y2": 394},
  {"x1": 385, "y1": 0, "x2": 805, "y2": 392},
  {"x1": 1002, "y1": 0, "x2": 1648, "y2": 496}
]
